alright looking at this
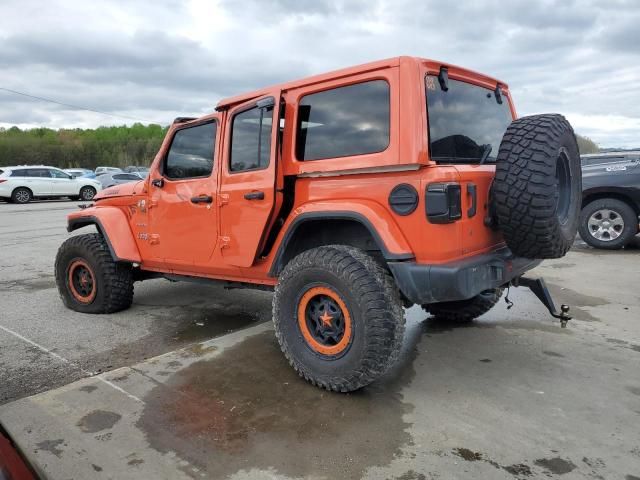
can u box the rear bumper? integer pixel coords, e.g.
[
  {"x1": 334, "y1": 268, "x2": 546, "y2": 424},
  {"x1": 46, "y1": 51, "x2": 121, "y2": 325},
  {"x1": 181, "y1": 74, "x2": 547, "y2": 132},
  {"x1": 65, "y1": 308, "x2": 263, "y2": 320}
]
[{"x1": 388, "y1": 247, "x2": 541, "y2": 305}]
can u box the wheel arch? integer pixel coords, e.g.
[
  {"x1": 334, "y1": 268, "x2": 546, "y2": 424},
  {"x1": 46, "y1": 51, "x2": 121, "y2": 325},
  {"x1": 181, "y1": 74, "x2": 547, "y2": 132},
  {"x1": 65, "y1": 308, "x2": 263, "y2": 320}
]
[
  {"x1": 268, "y1": 211, "x2": 413, "y2": 277},
  {"x1": 67, "y1": 208, "x2": 141, "y2": 263},
  {"x1": 582, "y1": 188, "x2": 640, "y2": 216},
  {"x1": 12, "y1": 185, "x2": 33, "y2": 197}
]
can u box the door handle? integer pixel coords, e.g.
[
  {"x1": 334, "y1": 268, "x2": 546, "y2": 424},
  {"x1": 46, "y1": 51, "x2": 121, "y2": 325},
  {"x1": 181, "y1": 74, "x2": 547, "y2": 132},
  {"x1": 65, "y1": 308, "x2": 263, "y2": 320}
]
[
  {"x1": 467, "y1": 183, "x2": 477, "y2": 218},
  {"x1": 151, "y1": 178, "x2": 164, "y2": 188},
  {"x1": 191, "y1": 194, "x2": 213, "y2": 204},
  {"x1": 244, "y1": 191, "x2": 265, "y2": 200}
]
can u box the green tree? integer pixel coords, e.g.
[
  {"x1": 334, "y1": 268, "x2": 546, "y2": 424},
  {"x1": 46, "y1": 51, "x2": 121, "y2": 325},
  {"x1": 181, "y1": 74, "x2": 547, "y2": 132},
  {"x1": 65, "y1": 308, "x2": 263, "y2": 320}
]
[
  {"x1": 0, "y1": 124, "x2": 168, "y2": 169},
  {"x1": 576, "y1": 134, "x2": 599, "y2": 154}
]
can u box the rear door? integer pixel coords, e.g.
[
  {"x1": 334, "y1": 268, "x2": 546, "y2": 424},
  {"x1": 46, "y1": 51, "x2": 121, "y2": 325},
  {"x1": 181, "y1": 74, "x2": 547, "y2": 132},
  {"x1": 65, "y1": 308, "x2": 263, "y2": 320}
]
[
  {"x1": 27, "y1": 168, "x2": 54, "y2": 195},
  {"x1": 218, "y1": 92, "x2": 281, "y2": 267}
]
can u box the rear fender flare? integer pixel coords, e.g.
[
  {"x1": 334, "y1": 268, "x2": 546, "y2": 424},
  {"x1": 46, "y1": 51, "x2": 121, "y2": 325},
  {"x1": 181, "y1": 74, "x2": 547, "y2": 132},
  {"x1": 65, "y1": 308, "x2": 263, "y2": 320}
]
[
  {"x1": 67, "y1": 208, "x2": 141, "y2": 263},
  {"x1": 269, "y1": 201, "x2": 414, "y2": 276}
]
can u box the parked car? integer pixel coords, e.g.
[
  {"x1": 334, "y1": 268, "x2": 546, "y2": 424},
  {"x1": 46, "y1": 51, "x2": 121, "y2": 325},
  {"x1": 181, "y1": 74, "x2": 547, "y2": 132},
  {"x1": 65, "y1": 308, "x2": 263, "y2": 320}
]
[
  {"x1": 579, "y1": 151, "x2": 640, "y2": 249},
  {"x1": 94, "y1": 166, "x2": 122, "y2": 176},
  {"x1": 56, "y1": 56, "x2": 581, "y2": 392},
  {"x1": 64, "y1": 168, "x2": 96, "y2": 179},
  {"x1": 124, "y1": 166, "x2": 150, "y2": 177},
  {"x1": 95, "y1": 171, "x2": 144, "y2": 189},
  {"x1": 0, "y1": 166, "x2": 102, "y2": 203}
]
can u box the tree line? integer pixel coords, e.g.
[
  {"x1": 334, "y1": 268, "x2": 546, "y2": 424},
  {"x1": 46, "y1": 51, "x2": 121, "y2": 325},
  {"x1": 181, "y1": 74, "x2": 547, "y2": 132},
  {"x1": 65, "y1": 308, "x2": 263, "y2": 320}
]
[
  {"x1": 0, "y1": 123, "x2": 600, "y2": 169},
  {"x1": 0, "y1": 123, "x2": 167, "y2": 169}
]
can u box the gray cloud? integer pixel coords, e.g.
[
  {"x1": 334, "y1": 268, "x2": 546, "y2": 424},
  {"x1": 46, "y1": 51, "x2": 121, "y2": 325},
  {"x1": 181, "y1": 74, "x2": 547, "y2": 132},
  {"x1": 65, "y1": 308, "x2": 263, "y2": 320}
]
[{"x1": 0, "y1": 0, "x2": 639, "y2": 147}]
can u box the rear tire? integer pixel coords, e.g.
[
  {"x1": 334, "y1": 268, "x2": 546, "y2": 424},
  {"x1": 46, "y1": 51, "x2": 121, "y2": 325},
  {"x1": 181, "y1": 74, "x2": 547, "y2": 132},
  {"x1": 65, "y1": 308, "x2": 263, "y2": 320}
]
[
  {"x1": 493, "y1": 114, "x2": 581, "y2": 259},
  {"x1": 55, "y1": 233, "x2": 133, "y2": 313},
  {"x1": 578, "y1": 198, "x2": 638, "y2": 249},
  {"x1": 423, "y1": 288, "x2": 504, "y2": 323},
  {"x1": 11, "y1": 187, "x2": 32, "y2": 204},
  {"x1": 273, "y1": 245, "x2": 405, "y2": 392}
]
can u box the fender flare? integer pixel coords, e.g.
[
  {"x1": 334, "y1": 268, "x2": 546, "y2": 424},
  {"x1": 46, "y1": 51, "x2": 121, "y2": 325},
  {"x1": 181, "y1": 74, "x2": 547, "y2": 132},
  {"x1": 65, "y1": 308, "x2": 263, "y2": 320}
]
[
  {"x1": 268, "y1": 209, "x2": 414, "y2": 276},
  {"x1": 67, "y1": 208, "x2": 141, "y2": 263}
]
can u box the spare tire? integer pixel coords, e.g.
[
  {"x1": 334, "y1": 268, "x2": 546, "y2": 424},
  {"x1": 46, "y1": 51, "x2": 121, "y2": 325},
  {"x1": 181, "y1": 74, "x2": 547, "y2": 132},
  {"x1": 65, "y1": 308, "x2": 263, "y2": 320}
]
[{"x1": 493, "y1": 114, "x2": 581, "y2": 259}]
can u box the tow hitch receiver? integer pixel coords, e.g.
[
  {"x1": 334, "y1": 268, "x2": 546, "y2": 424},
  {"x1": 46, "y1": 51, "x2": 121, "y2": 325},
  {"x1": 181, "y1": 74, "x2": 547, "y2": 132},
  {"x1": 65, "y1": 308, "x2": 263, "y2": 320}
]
[{"x1": 513, "y1": 277, "x2": 572, "y2": 328}]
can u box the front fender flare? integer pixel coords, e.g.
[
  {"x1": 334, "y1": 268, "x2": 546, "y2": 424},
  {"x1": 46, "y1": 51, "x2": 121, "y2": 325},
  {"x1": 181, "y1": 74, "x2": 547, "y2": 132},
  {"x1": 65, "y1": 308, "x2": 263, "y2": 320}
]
[{"x1": 67, "y1": 207, "x2": 141, "y2": 263}]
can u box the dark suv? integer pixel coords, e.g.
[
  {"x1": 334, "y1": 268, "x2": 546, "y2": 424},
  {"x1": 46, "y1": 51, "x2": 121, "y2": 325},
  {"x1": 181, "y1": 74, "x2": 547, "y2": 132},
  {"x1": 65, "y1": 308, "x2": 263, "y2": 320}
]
[{"x1": 580, "y1": 152, "x2": 640, "y2": 249}]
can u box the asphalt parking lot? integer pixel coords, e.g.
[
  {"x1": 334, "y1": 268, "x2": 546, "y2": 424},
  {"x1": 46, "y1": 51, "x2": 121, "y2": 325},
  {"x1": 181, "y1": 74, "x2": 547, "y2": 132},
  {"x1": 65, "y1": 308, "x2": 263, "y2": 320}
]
[{"x1": 0, "y1": 200, "x2": 639, "y2": 479}]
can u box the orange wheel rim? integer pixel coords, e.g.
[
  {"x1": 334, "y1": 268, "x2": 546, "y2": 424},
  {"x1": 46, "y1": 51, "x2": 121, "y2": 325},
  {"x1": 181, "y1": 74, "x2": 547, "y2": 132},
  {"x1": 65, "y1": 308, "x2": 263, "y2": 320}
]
[
  {"x1": 67, "y1": 259, "x2": 96, "y2": 304},
  {"x1": 297, "y1": 286, "x2": 352, "y2": 356}
]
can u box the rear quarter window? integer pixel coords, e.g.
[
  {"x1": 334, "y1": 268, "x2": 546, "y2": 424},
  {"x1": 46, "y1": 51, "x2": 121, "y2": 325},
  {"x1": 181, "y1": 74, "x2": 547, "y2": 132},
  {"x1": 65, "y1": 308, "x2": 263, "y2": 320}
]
[{"x1": 295, "y1": 80, "x2": 390, "y2": 161}]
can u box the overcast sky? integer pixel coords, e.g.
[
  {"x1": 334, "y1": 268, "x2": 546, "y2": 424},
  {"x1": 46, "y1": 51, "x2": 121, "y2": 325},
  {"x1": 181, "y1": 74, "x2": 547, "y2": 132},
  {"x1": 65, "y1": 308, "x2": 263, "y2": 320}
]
[{"x1": 1, "y1": 0, "x2": 639, "y2": 147}]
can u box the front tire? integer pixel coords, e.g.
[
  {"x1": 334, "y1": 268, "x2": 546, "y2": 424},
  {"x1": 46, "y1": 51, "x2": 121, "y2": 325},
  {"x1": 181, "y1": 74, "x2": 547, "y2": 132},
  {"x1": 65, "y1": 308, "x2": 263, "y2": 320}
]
[
  {"x1": 423, "y1": 288, "x2": 504, "y2": 323},
  {"x1": 11, "y1": 187, "x2": 32, "y2": 204},
  {"x1": 273, "y1": 245, "x2": 405, "y2": 392},
  {"x1": 55, "y1": 233, "x2": 133, "y2": 313},
  {"x1": 578, "y1": 198, "x2": 638, "y2": 249},
  {"x1": 79, "y1": 186, "x2": 96, "y2": 201}
]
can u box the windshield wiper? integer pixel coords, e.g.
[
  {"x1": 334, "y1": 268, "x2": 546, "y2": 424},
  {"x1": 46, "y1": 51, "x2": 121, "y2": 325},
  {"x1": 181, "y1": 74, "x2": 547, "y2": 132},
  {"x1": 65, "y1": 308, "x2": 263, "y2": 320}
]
[{"x1": 479, "y1": 144, "x2": 492, "y2": 165}]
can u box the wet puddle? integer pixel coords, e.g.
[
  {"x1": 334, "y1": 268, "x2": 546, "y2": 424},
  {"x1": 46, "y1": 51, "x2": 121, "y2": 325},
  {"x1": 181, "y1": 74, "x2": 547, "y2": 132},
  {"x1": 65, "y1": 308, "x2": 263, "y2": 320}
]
[{"x1": 138, "y1": 330, "x2": 416, "y2": 479}]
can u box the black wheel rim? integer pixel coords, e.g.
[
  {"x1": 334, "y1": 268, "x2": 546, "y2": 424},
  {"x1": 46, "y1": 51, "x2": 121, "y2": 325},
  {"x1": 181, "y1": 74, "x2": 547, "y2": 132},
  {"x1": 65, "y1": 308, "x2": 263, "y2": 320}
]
[
  {"x1": 68, "y1": 259, "x2": 96, "y2": 303},
  {"x1": 303, "y1": 294, "x2": 347, "y2": 347},
  {"x1": 555, "y1": 149, "x2": 571, "y2": 224}
]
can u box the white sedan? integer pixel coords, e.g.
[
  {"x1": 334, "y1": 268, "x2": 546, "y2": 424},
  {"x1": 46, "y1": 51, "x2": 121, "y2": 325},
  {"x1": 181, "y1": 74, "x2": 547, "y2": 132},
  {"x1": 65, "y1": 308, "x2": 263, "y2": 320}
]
[{"x1": 0, "y1": 166, "x2": 103, "y2": 203}]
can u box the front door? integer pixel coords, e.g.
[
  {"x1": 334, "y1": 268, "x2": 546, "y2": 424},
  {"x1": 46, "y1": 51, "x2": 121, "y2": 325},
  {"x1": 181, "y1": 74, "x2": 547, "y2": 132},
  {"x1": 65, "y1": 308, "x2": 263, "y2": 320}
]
[
  {"x1": 219, "y1": 93, "x2": 281, "y2": 267},
  {"x1": 48, "y1": 168, "x2": 75, "y2": 195},
  {"x1": 146, "y1": 119, "x2": 219, "y2": 270}
]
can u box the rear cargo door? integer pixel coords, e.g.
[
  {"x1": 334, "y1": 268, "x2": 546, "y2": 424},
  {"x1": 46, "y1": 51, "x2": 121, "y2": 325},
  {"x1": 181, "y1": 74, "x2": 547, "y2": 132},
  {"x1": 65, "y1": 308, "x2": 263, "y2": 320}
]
[
  {"x1": 218, "y1": 91, "x2": 282, "y2": 267},
  {"x1": 425, "y1": 71, "x2": 512, "y2": 255},
  {"x1": 454, "y1": 166, "x2": 503, "y2": 255}
]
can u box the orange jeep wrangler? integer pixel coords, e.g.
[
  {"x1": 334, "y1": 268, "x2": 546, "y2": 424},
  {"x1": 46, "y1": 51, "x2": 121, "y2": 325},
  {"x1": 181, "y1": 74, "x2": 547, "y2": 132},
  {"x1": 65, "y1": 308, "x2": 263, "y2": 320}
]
[{"x1": 55, "y1": 57, "x2": 581, "y2": 392}]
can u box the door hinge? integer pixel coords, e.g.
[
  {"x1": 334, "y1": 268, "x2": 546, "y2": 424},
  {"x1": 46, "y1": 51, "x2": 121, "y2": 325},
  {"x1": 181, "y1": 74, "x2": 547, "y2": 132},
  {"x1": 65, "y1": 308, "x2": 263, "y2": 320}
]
[
  {"x1": 219, "y1": 236, "x2": 230, "y2": 249},
  {"x1": 217, "y1": 194, "x2": 229, "y2": 207}
]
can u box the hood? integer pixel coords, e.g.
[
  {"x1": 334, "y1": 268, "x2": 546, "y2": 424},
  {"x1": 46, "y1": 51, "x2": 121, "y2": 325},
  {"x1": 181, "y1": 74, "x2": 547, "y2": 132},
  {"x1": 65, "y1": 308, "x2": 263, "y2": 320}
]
[{"x1": 94, "y1": 180, "x2": 145, "y2": 200}]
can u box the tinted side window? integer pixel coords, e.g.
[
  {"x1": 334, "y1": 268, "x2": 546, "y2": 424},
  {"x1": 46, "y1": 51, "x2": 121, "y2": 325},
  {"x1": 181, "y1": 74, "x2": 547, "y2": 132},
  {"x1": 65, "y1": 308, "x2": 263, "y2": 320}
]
[
  {"x1": 165, "y1": 122, "x2": 216, "y2": 179},
  {"x1": 296, "y1": 80, "x2": 390, "y2": 161},
  {"x1": 29, "y1": 169, "x2": 51, "y2": 178},
  {"x1": 50, "y1": 169, "x2": 69, "y2": 179},
  {"x1": 230, "y1": 105, "x2": 274, "y2": 172},
  {"x1": 10, "y1": 169, "x2": 27, "y2": 177}
]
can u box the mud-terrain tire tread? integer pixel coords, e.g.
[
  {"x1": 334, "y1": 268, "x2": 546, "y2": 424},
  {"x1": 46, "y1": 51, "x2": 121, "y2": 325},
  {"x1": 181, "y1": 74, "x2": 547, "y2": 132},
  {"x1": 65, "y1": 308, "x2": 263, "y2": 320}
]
[
  {"x1": 578, "y1": 198, "x2": 638, "y2": 250},
  {"x1": 55, "y1": 233, "x2": 133, "y2": 313},
  {"x1": 493, "y1": 114, "x2": 581, "y2": 259},
  {"x1": 273, "y1": 245, "x2": 405, "y2": 392},
  {"x1": 423, "y1": 288, "x2": 504, "y2": 323}
]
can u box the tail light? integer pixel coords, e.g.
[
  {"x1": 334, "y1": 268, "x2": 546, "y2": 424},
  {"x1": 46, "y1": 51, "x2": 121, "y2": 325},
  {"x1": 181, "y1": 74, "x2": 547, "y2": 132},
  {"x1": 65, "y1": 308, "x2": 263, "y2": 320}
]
[
  {"x1": 0, "y1": 179, "x2": 7, "y2": 183},
  {"x1": 426, "y1": 182, "x2": 462, "y2": 223}
]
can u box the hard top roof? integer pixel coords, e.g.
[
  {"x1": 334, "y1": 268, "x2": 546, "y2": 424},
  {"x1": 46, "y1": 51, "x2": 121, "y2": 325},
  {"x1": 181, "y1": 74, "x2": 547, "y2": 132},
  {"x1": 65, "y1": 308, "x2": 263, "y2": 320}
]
[{"x1": 215, "y1": 56, "x2": 507, "y2": 111}]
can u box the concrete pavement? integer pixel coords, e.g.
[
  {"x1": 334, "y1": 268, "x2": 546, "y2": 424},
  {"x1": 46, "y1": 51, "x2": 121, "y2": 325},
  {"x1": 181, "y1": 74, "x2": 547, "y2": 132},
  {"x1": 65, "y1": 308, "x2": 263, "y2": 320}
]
[{"x1": 0, "y1": 200, "x2": 639, "y2": 479}]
